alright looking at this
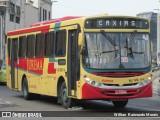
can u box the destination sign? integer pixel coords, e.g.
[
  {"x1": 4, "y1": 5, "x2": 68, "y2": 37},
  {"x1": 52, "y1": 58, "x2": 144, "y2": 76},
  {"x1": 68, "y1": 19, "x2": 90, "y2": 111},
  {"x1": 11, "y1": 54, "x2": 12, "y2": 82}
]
[{"x1": 85, "y1": 18, "x2": 149, "y2": 29}]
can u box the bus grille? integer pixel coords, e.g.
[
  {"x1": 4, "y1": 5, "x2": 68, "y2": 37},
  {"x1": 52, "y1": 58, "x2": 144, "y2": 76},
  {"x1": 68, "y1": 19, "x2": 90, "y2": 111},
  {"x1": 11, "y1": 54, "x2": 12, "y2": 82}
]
[
  {"x1": 103, "y1": 83, "x2": 138, "y2": 86},
  {"x1": 93, "y1": 72, "x2": 146, "y2": 78},
  {"x1": 101, "y1": 89, "x2": 139, "y2": 96}
]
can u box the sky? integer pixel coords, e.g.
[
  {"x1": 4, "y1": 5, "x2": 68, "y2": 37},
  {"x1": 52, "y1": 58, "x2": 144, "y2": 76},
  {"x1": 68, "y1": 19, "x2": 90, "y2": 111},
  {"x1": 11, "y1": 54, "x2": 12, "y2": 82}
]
[{"x1": 51, "y1": 0, "x2": 160, "y2": 19}]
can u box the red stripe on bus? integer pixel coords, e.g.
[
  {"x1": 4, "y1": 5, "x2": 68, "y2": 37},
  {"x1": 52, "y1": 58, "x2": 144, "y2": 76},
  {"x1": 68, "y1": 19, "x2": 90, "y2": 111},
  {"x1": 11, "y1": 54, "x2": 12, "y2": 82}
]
[
  {"x1": 18, "y1": 58, "x2": 27, "y2": 70},
  {"x1": 7, "y1": 25, "x2": 50, "y2": 36},
  {"x1": 31, "y1": 16, "x2": 81, "y2": 27},
  {"x1": 8, "y1": 58, "x2": 44, "y2": 75}
]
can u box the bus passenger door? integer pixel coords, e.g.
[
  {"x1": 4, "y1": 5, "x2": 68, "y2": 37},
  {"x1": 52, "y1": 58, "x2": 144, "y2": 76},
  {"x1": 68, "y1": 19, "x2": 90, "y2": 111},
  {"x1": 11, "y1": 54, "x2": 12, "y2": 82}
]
[
  {"x1": 11, "y1": 38, "x2": 18, "y2": 89},
  {"x1": 68, "y1": 29, "x2": 80, "y2": 96}
]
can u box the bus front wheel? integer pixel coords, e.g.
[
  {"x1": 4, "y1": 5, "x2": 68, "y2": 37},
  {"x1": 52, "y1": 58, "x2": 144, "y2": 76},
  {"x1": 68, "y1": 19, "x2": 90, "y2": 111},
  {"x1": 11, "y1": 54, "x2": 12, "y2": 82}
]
[
  {"x1": 112, "y1": 100, "x2": 128, "y2": 108},
  {"x1": 60, "y1": 82, "x2": 75, "y2": 109}
]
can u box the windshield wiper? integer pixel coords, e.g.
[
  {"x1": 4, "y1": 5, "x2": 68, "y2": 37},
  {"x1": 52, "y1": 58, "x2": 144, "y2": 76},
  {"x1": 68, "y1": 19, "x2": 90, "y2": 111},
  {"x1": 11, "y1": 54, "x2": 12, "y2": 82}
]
[
  {"x1": 100, "y1": 30, "x2": 118, "y2": 57},
  {"x1": 124, "y1": 31, "x2": 137, "y2": 59},
  {"x1": 132, "y1": 51, "x2": 144, "y2": 54},
  {"x1": 100, "y1": 30, "x2": 117, "y2": 46},
  {"x1": 101, "y1": 50, "x2": 118, "y2": 53},
  {"x1": 124, "y1": 33, "x2": 135, "y2": 48}
]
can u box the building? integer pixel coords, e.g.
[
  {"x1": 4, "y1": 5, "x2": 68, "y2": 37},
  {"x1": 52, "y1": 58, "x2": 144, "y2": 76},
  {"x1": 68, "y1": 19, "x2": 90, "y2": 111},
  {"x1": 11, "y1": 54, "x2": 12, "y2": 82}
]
[
  {"x1": 0, "y1": 0, "x2": 52, "y2": 61},
  {"x1": 137, "y1": 12, "x2": 160, "y2": 66}
]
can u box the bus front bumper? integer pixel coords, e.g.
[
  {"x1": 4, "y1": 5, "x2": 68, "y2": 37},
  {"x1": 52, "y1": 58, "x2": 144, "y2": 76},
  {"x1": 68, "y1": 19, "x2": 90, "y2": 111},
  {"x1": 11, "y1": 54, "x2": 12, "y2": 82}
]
[{"x1": 82, "y1": 82, "x2": 152, "y2": 100}]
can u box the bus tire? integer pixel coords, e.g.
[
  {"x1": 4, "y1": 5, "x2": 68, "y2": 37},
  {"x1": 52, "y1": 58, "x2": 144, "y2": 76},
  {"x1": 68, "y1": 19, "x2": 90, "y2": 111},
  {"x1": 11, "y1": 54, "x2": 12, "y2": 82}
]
[
  {"x1": 22, "y1": 77, "x2": 34, "y2": 100},
  {"x1": 60, "y1": 82, "x2": 75, "y2": 109},
  {"x1": 112, "y1": 100, "x2": 128, "y2": 108}
]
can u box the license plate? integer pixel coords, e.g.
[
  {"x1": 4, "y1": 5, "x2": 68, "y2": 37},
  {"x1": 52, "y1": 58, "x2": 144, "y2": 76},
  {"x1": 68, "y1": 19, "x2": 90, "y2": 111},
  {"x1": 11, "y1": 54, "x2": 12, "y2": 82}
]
[{"x1": 115, "y1": 90, "x2": 127, "y2": 94}]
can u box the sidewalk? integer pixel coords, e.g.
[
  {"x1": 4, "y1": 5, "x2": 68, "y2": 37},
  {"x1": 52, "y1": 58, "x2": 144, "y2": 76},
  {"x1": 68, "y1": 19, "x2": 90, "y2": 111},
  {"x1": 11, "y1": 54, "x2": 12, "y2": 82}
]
[{"x1": 152, "y1": 71, "x2": 159, "y2": 94}]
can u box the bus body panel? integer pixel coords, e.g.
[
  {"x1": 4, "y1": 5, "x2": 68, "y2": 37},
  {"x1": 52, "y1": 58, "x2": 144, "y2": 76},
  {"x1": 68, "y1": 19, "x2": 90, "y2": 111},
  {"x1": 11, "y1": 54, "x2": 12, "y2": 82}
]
[
  {"x1": 82, "y1": 82, "x2": 152, "y2": 100},
  {"x1": 6, "y1": 15, "x2": 152, "y2": 104}
]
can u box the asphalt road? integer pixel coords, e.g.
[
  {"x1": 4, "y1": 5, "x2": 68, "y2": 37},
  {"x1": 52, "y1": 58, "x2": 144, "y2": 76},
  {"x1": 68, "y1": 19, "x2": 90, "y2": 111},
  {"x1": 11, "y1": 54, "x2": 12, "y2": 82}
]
[{"x1": 0, "y1": 72, "x2": 160, "y2": 119}]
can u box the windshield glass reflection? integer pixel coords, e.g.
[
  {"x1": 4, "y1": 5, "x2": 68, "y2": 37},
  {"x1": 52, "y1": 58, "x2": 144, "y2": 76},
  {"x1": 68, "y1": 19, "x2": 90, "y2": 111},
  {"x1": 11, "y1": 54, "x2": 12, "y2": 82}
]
[{"x1": 83, "y1": 32, "x2": 150, "y2": 69}]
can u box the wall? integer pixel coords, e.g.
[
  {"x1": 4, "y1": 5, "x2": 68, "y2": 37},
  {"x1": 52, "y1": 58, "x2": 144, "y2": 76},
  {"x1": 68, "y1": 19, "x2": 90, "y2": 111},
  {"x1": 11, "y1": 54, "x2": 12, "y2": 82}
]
[
  {"x1": 24, "y1": 4, "x2": 39, "y2": 27},
  {"x1": 0, "y1": 0, "x2": 52, "y2": 61}
]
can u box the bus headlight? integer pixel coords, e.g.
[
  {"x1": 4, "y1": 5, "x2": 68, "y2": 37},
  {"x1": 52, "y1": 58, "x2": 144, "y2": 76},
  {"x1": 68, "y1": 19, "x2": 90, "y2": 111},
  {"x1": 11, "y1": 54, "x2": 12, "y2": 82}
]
[
  {"x1": 148, "y1": 76, "x2": 152, "y2": 80},
  {"x1": 83, "y1": 75, "x2": 102, "y2": 88},
  {"x1": 138, "y1": 79, "x2": 151, "y2": 87}
]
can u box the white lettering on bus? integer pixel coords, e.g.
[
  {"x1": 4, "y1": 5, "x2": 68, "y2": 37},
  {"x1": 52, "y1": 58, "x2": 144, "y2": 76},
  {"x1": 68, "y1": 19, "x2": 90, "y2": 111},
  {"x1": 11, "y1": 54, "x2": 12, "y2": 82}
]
[
  {"x1": 131, "y1": 21, "x2": 136, "y2": 27},
  {"x1": 113, "y1": 21, "x2": 117, "y2": 26},
  {"x1": 98, "y1": 20, "x2": 103, "y2": 26},
  {"x1": 124, "y1": 21, "x2": 129, "y2": 27},
  {"x1": 106, "y1": 20, "x2": 110, "y2": 26},
  {"x1": 119, "y1": 20, "x2": 122, "y2": 27}
]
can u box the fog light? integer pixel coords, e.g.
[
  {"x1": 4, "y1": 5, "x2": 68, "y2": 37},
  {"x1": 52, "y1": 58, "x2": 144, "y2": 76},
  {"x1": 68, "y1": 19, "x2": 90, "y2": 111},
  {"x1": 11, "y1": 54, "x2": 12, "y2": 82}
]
[{"x1": 137, "y1": 89, "x2": 141, "y2": 93}]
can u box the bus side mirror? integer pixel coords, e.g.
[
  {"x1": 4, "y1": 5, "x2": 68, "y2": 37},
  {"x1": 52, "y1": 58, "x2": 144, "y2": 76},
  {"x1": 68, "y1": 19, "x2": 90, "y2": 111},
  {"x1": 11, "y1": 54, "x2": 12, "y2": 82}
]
[
  {"x1": 78, "y1": 33, "x2": 84, "y2": 46},
  {"x1": 151, "y1": 41, "x2": 153, "y2": 53}
]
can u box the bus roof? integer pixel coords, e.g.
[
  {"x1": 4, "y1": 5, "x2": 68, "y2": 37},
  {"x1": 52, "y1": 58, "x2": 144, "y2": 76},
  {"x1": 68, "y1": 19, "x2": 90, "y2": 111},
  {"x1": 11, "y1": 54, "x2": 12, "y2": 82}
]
[
  {"x1": 7, "y1": 16, "x2": 81, "y2": 36},
  {"x1": 7, "y1": 14, "x2": 149, "y2": 36},
  {"x1": 31, "y1": 16, "x2": 81, "y2": 27}
]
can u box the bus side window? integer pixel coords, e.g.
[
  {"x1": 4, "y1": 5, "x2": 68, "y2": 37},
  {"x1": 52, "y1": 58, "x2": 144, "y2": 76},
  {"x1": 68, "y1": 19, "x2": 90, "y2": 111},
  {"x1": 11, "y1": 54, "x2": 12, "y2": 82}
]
[
  {"x1": 27, "y1": 34, "x2": 35, "y2": 58},
  {"x1": 55, "y1": 30, "x2": 66, "y2": 57},
  {"x1": 45, "y1": 31, "x2": 54, "y2": 57},
  {"x1": 19, "y1": 36, "x2": 27, "y2": 58},
  {"x1": 35, "y1": 33, "x2": 45, "y2": 58}
]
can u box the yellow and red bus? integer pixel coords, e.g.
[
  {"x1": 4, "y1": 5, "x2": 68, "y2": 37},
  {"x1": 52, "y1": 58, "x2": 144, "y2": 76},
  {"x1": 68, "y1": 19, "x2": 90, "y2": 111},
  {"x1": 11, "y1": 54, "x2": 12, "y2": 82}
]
[{"x1": 6, "y1": 14, "x2": 152, "y2": 108}]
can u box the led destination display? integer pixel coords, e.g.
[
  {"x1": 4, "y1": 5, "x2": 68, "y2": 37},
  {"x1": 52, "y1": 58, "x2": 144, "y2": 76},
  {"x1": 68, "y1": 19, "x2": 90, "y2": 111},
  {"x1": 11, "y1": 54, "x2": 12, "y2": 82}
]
[{"x1": 85, "y1": 18, "x2": 149, "y2": 29}]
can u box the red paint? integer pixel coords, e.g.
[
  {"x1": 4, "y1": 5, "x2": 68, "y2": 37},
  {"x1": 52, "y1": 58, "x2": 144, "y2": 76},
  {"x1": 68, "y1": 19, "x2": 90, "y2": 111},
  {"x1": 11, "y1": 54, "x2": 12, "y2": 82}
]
[
  {"x1": 31, "y1": 16, "x2": 81, "y2": 27},
  {"x1": 8, "y1": 58, "x2": 18, "y2": 68},
  {"x1": 8, "y1": 59, "x2": 11, "y2": 65},
  {"x1": 7, "y1": 25, "x2": 50, "y2": 36},
  {"x1": 18, "y1": 58, "x2": 27, "y2": 70},
  {"x1": 27, "y1": 58, "x2": 44, "y2": 75},
  {"x1": 82, "y1": 82, "x2": 152, "y2": 100},
  {"x1": 102, "y1": 79, "x2": 113, "y2": 82},
  {"x1": 48, "y1": 63, "x2": 56, "y2": 74}
]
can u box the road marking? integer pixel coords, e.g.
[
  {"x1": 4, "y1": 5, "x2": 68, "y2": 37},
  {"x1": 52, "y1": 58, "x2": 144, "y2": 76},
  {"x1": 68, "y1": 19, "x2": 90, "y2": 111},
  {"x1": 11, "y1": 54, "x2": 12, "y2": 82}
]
[{"x1": 0, "y1": 98, "x2": 12, "y2": 105}]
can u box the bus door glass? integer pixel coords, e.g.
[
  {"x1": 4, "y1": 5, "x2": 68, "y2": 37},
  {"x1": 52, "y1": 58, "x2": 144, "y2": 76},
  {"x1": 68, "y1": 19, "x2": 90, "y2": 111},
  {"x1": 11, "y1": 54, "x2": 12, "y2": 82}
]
[
  {"x1": 68, "y1": 29, "x2": 79, "y2": 96},
  {"x1": 11, "y1": 38, "x2": 18, "y2": 89}
]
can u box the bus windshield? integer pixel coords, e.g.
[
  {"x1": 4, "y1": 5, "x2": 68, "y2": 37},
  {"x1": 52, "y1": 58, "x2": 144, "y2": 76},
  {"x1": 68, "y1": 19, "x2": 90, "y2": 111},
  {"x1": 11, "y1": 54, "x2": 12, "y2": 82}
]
[{"x1": 83, "y1": 32, "x2": 151, "y2": 69}]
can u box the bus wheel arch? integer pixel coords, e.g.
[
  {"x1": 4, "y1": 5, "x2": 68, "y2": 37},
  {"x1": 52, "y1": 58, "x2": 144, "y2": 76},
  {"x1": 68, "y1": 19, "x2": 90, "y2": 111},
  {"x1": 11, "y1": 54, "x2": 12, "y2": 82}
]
[
  {"x1": 21, "y1": 74, "x2": 27, "y2": 91},
  {"x1": 57, "y1": 76, "x2": 75, "y2": 108},
  {"x1": 22, "y1": 76, "x2": 32, "y2": 100},
  {"x1": 21, "y1": 75, "x2": 40, "y2": 100},
  {"x1": 57, "y1": 76, "x2": 65, "y2": 104}
]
